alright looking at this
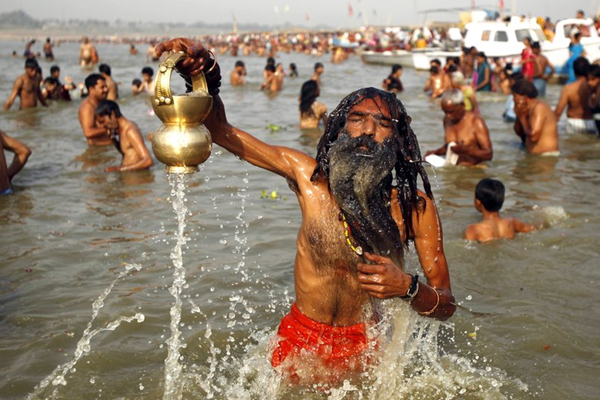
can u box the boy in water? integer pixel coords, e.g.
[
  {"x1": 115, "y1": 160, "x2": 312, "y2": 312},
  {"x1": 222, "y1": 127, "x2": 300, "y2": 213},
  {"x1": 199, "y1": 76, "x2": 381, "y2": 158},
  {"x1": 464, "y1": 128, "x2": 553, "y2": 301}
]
[{"x1": 465, "y1": 179, "x2": 536, "y2": 242}]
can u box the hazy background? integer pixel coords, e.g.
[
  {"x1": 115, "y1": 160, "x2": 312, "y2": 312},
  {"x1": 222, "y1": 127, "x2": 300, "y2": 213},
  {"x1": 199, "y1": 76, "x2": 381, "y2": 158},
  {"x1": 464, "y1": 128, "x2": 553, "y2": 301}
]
[{"x1": 0, "y1": 0, "x2": 599, "y2": 29}]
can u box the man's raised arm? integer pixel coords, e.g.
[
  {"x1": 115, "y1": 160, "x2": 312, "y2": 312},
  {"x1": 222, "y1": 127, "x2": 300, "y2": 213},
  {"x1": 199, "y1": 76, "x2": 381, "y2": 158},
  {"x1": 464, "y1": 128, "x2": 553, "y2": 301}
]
[{"x1": 155, "y1": 38, "x2": 315, "y2": 182}]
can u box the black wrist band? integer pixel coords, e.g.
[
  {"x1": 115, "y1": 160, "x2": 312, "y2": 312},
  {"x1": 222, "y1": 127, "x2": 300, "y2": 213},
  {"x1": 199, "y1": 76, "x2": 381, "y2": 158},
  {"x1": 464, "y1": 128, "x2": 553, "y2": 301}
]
[{"x1": 400, "y1": 274, "x2": 419, "y2": 300}]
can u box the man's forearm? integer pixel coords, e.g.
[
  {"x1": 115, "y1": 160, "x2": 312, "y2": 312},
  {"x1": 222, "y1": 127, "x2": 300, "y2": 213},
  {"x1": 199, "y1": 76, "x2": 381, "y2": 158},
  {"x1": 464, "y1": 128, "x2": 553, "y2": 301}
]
[
  {"x1": 7, "y1": 150, "x2": 31, "y2": 180},
  {"x1": 84, "y1": 127, "x2": 109, "y2": 139}
]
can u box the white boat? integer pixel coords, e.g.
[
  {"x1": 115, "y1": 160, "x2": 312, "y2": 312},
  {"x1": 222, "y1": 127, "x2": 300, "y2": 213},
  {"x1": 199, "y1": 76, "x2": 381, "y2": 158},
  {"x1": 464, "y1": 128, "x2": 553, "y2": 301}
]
[
  {"x1": 360, "y1": 49, "x2": 414, "y2": 67},
  {"x1": 543, "y1": 18, "x2": 600, "y2": 71},
  {"x1": 362, "y1": 18, "x2": 600, "y2": 73},
  {"x1": 413, "y1": 18, "x2": 600, "y2": 73}
]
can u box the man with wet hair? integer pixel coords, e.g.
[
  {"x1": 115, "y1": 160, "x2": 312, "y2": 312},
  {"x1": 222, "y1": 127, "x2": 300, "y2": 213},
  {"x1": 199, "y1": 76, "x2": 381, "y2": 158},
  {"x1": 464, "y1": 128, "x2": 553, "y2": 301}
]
[
  {"x1": 155, "y1": 38, "x2": 455, "y2": 383},
  {"x1": 99, "y1": 64, "x2": 119, "y2": 100},
  {"x1": 78, "y1": 74, "x2": 111, "y2": 146},
  {"x1": 555, "y1": 57, "x2": 596, "y2": 134},
  {"x1": 4, "y1": 59, "x2": 47, "y2": 110},
  {"x1": 513, "y1": 79, "x2": 559, "y2": 155},
  {"x1": 95, "y1": 100, "x2": 153, "y2": 173},
  {"x1": 424, "y1": 89, "x2": 492, "y2": 166}
]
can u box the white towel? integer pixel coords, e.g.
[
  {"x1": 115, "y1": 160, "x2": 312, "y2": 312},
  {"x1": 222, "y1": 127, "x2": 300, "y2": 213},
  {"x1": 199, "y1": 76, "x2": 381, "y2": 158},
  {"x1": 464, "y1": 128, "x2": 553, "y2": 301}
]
[{"x1": 425, "y1": 142, "x2": 458, "y2": 168}]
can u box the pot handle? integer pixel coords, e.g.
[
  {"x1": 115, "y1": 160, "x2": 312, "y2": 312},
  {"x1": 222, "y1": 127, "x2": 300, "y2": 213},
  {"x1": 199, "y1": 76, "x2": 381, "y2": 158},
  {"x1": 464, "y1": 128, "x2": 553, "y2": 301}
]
[{"x1": 153, "y1": 52, "x2": 209, "y2": 106}]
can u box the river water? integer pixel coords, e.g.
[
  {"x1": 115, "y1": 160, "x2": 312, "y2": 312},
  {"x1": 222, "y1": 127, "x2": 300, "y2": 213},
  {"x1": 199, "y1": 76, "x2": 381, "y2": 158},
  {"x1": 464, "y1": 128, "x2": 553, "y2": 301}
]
[{"x1": 0, "y1": 39, "x2": 599, "y2": 400}]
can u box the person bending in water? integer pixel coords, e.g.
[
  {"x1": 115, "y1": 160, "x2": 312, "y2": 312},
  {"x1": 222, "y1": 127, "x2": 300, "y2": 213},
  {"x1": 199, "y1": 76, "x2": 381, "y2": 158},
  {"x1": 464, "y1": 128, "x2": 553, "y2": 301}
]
[
  {"x1": 230, "y1": 60, "x2": 246, "y2": 86},
  {"x1": 78, "y1": 74, "x2": 111, "y2": 146},
  {"x1": 156, "y1": 38, "x2": 455, "y2": 383},
  {"x1": 299, "y1": 80, "x2": 327, "y2": 129},
  {"x1": 79, "y1": 36, "x2": 98, "y2": 69},
  {"x1": 555, "y1": 57, "x2": 596, "y2": 134},
  {"x1": 95, "y1": 100, "x2": 153, "y2": 172},
  {"x1": 513, "y1": 79, "x2": 559, "y2": 155},
  {"x1": 4, "y1": 59, "x2": 47, "y2": 110},
  {"x1": 0, "y1": 129, "x2": 31, "y2": 195},
  {"x1": 424, "y1": 89, "x2": 493, "y2": 166},
  {"x1": 465, "y1": 178, "x2": 536, "y2": 242}
]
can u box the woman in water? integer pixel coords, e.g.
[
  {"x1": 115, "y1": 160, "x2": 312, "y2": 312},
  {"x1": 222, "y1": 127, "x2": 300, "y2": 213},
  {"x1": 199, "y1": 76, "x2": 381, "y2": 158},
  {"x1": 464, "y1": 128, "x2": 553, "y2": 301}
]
[{"x1": 299, "y1": 80, "x2": 327, "y2": 129}]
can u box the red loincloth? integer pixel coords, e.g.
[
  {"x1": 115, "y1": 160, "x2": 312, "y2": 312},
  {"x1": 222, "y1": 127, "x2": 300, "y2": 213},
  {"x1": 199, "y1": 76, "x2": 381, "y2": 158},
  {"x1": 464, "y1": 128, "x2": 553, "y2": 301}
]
[{"x1": 271, "y1": 303, "x2": 374, "y2": 380}]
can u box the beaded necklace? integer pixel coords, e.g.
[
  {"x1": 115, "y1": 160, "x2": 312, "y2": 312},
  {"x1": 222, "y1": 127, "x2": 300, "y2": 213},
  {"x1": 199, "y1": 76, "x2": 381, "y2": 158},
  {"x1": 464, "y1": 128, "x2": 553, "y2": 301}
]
[{"x1": 340, "y1": 212, "x2": 363, "y2": 255}]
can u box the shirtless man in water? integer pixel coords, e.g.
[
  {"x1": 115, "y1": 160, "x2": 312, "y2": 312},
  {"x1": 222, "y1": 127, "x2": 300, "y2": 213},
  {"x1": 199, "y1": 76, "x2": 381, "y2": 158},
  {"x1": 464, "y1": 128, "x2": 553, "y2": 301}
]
[
  {"x1": 423, "y1": 59, "x2": 448, "y2": 99},
  {"x1": 555, "y1": 57, "x2": 596, "y2": 134},
  {"x1": 99, "y1": 64, "x2": 119, "y2": 100},
  {"x1": 513, "y1": 79, "x2": 559, "y2": 155},
  {"x1": 78, "y1": 74, "x2": 111, "y2": 146},
  {"x1": 95, "y1": 100, "x2": 153, "y2": 172},
  {"x1": 80, "y1": 36, "x2": 98, "y2": 69},
  {"x1": 4, "y1": 59, "x2": 47, "y2": 110},
  {"x1": 424, "y1": 89, "x2": 493, "y2": 166},
  {"x1": 155, "y1": 38, "x2": 455, "y2": 382},
  {"x1": 229, "y1": 60, "x2": 246, "y2": 86},
  {"x1": 0, "y1": 130, "x2": 31, "y2": 195}
]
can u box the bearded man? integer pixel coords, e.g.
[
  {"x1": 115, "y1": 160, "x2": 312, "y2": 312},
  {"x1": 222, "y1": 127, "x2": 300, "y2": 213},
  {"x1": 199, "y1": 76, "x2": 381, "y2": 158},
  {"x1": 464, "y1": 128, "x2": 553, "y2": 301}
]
[{"x1": 156, "y1": 38, "x2": 456, "y2": 382}]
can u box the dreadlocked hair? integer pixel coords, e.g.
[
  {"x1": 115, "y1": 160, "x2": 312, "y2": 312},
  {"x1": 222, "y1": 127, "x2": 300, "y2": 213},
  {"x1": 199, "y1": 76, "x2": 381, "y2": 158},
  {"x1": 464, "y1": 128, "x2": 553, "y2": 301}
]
[{"x1": 310, "y1": 87, "x2": 433, "y2": 244}]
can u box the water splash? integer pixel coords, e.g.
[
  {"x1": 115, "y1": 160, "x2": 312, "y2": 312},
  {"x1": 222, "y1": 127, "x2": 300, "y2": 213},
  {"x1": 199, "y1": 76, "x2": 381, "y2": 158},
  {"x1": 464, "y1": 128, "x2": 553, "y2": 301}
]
[
  {"x1": 27, "y1": 263, "x2": 144, "y2": 400},
  {"x1": 163, "y1": 173, "x2": 191, "y2": 400}
]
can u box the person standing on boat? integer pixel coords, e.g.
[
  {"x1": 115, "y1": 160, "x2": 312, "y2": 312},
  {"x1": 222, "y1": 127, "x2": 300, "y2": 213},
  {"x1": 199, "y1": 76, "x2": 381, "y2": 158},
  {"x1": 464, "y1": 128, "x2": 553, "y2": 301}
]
[
  {"x1": 155, "y1": 37, "x2": 456, "y2": 384},
  {"x1": 474, "y1": 52, "x2": 492, "y2": 92},
  {"x1": 564, "y1": 33, "x2": 585, "y2": 84},
  {"x1": 521, "y1": 37, "x2": 536, "y2": 82}
]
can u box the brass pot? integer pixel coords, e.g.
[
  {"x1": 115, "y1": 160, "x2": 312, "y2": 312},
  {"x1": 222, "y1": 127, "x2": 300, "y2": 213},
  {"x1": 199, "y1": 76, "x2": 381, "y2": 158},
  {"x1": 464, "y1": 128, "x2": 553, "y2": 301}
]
[{"x1": 151, "y1": 52, "x2": 213, "y2": 174}]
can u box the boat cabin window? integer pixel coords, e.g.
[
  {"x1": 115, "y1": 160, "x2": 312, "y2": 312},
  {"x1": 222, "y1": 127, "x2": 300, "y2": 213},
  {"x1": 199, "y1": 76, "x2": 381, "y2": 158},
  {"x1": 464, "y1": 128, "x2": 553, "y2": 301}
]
[
  {"x1": 564, "y1": 24, "x2": 591, "y2": 38},
  {"x1": 481, "y1": 30, "x2": 491, "y2": 41},
  {"x1": 515, "y1": 29, "x2": 531, "y2": 42},
  {"x1": 532, "y1": 29, "x2": 547, "y2": 41},
  {"x1": 494, "y1": 30, "x2": 509, "y2": 42}
]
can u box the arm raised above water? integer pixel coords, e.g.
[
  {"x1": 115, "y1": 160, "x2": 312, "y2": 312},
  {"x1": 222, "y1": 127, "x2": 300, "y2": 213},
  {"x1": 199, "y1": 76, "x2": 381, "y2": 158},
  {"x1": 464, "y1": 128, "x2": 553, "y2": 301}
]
[
  {"x1": 205, "y1": 95, "x2": 316, "y2": 181},
  {"x1": 155, "y1": 38, "x2": 316, "y2": 181}
]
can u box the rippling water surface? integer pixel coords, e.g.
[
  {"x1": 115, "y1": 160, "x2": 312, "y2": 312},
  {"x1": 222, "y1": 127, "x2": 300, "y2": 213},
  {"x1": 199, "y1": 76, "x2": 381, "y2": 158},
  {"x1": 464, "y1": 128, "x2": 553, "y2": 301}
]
[{"x1": 1, "y1": 40, "x2": 599, "y2": 400}]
